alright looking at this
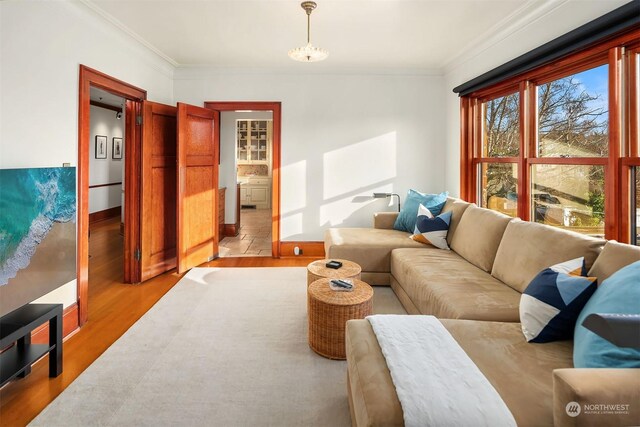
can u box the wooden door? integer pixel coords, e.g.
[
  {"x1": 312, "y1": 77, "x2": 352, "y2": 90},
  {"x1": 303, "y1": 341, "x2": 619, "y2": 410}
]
[
  {"x1": 140, "y1": 101, "x2": 177, "y2": 281},
  {"x1": 177, "y1": 103, "x2": 219, "y2": 273}
]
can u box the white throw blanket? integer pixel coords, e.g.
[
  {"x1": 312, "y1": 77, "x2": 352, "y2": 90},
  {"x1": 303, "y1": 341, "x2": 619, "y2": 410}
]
[{"x1": 367, "y1": 315, "x2": 516, "y2": 427}]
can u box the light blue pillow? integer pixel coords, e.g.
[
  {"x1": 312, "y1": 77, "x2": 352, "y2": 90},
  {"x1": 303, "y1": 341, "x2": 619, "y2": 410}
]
[
  {"x1": 573, "y1": 261, "x2": 640, "y2": 368},
  {"x1": 393, "y1": 190, "x2": 448, "y2": 232}
]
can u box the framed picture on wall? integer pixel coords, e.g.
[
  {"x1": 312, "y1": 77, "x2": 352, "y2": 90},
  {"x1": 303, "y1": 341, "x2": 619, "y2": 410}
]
[
  {"x1": 95, "y1": 135, "x2": 107, "y2": 159},
  {"x1": 112, "y1": 137, "x2": 123, "y2": 160}
]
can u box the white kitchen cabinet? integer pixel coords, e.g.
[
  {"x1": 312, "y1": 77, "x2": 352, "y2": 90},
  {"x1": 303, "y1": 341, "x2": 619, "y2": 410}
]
[{"x1": 240, "y1": 179, "x2": 271, "y2": 209}]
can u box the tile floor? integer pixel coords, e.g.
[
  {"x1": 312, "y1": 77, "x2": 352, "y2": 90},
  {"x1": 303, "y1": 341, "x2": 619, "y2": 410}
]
[{"x1": 219, "y1": 208, "x2": 272, "y2": 257}]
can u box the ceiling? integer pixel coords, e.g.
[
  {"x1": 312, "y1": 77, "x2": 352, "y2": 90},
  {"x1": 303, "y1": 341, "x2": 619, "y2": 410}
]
[
  {"x1": 90, "y1": 87, "x2": 125, "y2": 108},
  {"x1": 83, "y1": 0, "x2": 629, "y2": 70},
  {"x1": 83, "y1": 0, "x2": 535, "y2": 69}
]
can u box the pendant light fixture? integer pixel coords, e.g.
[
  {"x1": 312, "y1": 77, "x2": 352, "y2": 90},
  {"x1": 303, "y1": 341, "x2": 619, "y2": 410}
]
[{"x1": 288, "y1": 1, "x2": 328, "y2": 63}]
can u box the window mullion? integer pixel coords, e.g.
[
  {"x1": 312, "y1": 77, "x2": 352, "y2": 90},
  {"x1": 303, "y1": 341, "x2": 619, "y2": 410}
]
[
  {"x1": 606, "y1": 47, "x2": 623, "y2": 240},
  {"x1": 519, "y1": 81, "x2": 531, "y2": 221}
]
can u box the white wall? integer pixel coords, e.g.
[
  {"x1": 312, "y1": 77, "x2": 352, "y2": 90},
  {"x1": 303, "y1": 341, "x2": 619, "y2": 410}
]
[
  {"x1": 442, "y1": 0, "x2": 629, "y2": 197},
  {"x1": 89, "y1": 105, "x2": 124, "y2": 214},
  {"x1": 220, "y1": 111, "x2": 273, "y2": 223},
  {"x1": 0, "y1": 1, "x2": 174, "y2": 309},
  {"x1": 175, "y1": 70, "x2": 446, "y2": 240}
]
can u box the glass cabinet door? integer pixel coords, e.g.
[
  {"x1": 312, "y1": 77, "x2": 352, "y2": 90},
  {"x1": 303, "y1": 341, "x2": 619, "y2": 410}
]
[
  {"x1": 237, "y1": 121, "x2": 248, "y2": 161},
  {"x1": 249, "y1": 138, "x2": 259, "y2": 153}
]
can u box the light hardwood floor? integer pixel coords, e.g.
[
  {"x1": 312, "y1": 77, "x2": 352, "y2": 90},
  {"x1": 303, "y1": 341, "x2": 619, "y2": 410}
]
[{"x1": 0, "y1": 217, "x2": 318, "y2": 426}]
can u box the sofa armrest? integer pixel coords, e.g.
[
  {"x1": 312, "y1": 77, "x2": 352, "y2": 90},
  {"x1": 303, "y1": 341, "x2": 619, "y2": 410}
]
[
  {"x1": 374, "y1": 212, "x2": 399, "y2": 230},
  {"x1": 553, "y1": 368, "x2": 640, "y2": 427}
]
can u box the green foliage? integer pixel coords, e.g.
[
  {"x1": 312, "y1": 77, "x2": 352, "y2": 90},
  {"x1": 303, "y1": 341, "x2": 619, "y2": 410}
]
[{"x1": 587, "y1": 191, "x2": 605, "y2": 222}]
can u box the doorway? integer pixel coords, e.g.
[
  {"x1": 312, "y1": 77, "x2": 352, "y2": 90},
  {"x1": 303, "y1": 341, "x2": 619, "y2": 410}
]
[
  {"x1": 78, "y1": 65, "x2": 146, "y2": 325},
  {"x1": 204, "y1": 102, "x2": 281, "y2": 258},
  {"x1": 87, "y1": 87, "x2": 127, "y2": 300},
  {"x1": 218, "y1": 111, "x2": 273, "y2": 257}
]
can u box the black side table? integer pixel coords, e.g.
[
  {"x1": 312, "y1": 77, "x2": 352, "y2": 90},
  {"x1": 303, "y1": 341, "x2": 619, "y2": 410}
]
[{"x1": 0, "y1": 303, "x2": 63, "y2": 387}]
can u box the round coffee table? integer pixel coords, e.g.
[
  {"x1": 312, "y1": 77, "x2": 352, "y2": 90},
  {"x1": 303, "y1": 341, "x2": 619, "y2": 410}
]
[
  {"x1": 307, "y1": 278, "x2": 373, "y2": 360},
  {"x1": 306, "y1": 259, "x2": 362, "y2": 286}
]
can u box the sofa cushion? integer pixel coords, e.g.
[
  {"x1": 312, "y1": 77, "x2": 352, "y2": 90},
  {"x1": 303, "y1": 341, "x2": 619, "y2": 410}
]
[
  {"x1": 574, "y1": 261, "x2": 640, "y2": 368},
  {"x1": 492, "y1": 220, "x2": 605, "y2": 293},
  {"x1": 520, "y1": 257, "x2": 597, "y2": 343},
  {"x1": 449, "y1": 205, "x2": 512, "y2": 272},
  {"x1": 373, "y1": 212, "x2": 399, "y2": 230},
  {"x1": 442, "y1": 319, "x2": 573, "y2": 427},
  {"x1": 390, "y1": 248, "x2": 521, "y2": 321},
  {"x1": 324, "y1": 228, "x2": 424, "y2": 273},
  {"x1": 393, "y1": 190, "x2": 448, "y2": 232},
  {"x1": 345, "y1": 319, "x2": 403, "y2": 427},
  {"x1": 588, "y1": 240, "x2": 640, "y2": 283},
  {"x1": 360, "y1": 272, "x2": 392, "y2": 286},
  {"x1": 389, "y1": 276, "x2": 421, "y2": 314},
  {"x1": 440, "y1": 198, "x2": 473, "y2": 245}
]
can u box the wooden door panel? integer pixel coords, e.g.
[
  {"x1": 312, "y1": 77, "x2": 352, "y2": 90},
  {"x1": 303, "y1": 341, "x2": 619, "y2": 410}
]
[
  {"x1": 177, "y1": 103, "x2": 219, "y2": 273},
  {"x1": 151, "y1": 165, "x2": 176, "y2": 255},
  {"x1": 141, "y1": 101, "x2": 177, "y2": 281},
  {"x1": 182, "y1": 167, "x2": 215, "y2": 266},
  {"x1": 185, "y1": 116, "x2": 215, "y2": 156}
]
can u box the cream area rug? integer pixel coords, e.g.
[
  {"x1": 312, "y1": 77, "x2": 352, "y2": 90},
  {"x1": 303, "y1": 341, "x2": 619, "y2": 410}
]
[{"x1": 31, "y1": 267, "x2": 406, "y2": 426}]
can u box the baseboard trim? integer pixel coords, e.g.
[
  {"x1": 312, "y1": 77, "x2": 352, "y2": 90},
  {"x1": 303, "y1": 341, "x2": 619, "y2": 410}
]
[
  {"x1": 31, "y1": 303, "x2": 79, "y2": 344},
  {"x1": 223, "y1": 224, "x2": 239, "y2": 237},
  {"x1": 279, "y1": 241, "x2": 325, "y2": 258},
  {"x1": 89, "y1": 206, "x2": 121, "y2": 224}
]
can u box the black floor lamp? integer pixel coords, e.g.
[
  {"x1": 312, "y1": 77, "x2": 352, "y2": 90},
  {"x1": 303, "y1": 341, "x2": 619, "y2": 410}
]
[{"x1": 372, "y1": 193, "x2": 401, "y2": 212}]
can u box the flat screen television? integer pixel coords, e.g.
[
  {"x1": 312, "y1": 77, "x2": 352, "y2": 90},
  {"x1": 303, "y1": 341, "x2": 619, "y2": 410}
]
[{"x1": 0, "y1": 167, "x2": 76, "y2": 317}]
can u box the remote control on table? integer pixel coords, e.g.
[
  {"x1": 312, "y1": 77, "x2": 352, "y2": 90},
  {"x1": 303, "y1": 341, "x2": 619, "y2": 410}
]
[
  {"x1": 326, "y1": 260, "x2": 343, "y2": 269},
  {"x1": 330, "y1": 279, "x2": 353, "y2": 289}
]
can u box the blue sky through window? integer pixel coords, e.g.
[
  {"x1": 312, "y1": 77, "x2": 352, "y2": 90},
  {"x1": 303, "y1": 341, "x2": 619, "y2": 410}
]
[{"x1": 572, "y1": 64, "x2": 608, "y2": 121}]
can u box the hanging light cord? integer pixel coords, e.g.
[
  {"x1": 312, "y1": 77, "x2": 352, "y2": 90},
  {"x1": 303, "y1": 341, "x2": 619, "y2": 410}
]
[{"x1": 306, "y1": 7, "x2": 312, "y2": 44}]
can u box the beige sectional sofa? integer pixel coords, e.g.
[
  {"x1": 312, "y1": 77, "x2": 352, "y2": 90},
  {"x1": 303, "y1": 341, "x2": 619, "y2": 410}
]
[{"x1": 325, "y1": 198, "x2": 640, "y2": 427}]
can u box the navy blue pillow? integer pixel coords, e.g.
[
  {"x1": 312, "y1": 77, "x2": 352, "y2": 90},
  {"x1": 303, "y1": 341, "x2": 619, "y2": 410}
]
[
  {"x1": 393, "y1": 190, "x2": 448, "y2": 233},
  {"x1": 520, "y1": 257, "x2": 597, "y2": 343},
  {"x1": 410, "y1": 205, "x2": 451, "y2": 250}
]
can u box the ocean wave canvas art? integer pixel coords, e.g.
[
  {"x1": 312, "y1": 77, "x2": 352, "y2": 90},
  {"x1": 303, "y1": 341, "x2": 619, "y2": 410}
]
[{"x1": 0, "y1": 167, "x2": 76, "y2": 316}]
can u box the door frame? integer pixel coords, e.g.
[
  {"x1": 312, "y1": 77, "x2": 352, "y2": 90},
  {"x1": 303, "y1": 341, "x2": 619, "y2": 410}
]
[
  {"x1": 78, "y1": 65, "x2": 147, "y2": 325},
  {"x1": 203, "y1": 101, "x2": 281, "y2": 258}
]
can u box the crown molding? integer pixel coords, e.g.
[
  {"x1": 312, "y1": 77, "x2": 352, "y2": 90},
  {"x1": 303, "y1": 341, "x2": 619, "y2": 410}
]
[
  {"x1": 78, "y1": 0, "x2": 178, "y2": 71},
  {"x1": 173, "y1": 65, "x2": 444, "y2": 79},
  {"x1": 442, "y1": 0, "x2": 570, "y2": 75}
]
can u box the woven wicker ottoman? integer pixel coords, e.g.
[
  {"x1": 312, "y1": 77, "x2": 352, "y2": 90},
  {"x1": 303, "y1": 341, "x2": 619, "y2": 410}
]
[
  {"x1": 306, "y1": 259, "x2": 362, "y2": 286},
  {"x1": 307, "y1": 278, "x2": 373, "y2": 360}
]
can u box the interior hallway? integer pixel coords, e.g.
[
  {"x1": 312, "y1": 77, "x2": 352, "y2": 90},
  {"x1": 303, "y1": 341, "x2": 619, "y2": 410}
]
[{"x1": 219, "y1": 208, "x2": 272, "y2": 257}]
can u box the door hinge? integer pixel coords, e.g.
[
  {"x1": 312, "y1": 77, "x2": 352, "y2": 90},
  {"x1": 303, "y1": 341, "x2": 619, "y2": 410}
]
[
  {"x1": 135, "y1": 248, "x2": 142, "y2": 261},
  {"x1": 136, "y1": 115, "x2": 143, "y2": 126}
]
